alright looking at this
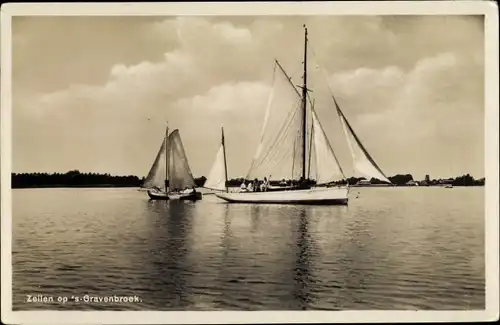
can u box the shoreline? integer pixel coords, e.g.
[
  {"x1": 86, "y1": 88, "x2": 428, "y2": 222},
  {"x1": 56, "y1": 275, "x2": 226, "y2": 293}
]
[
  {"x1": 11, "y1": 185, "x2": 140, "y2": 189},
  {"x1": 10, "y1": 184, "x2": 484, "y2": 189}
]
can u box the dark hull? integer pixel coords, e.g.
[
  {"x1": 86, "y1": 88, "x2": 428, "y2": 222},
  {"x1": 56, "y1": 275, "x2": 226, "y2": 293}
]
[
  {"x1": 168, "y1": 192, "x2": 203, "y2": 201},
  {"x1": 147, "y1": 190, "x2": 202, "y2": 201},
  {"x1": 147, "y1": 190, "x2": 169, "y2": 200}
]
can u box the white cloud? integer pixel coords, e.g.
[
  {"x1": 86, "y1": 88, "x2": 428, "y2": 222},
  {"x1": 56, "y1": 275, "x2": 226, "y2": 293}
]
[{"x1": 12, "y1": 16, "x2": 485, "y2": 179}]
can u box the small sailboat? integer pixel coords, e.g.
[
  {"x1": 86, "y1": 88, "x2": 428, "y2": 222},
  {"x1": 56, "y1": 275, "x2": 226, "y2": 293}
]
[
  {"x1": 204, "y1": 25, "x2": 391, "y2": 205},
  {"x1": 142, "y1": 125, "x2": 202, "y2": 201}
]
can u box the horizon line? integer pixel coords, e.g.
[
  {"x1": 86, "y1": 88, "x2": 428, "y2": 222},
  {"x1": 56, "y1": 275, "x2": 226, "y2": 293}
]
[{"x1": 10, "y1": 170, "x2": 486, "y2": 181}]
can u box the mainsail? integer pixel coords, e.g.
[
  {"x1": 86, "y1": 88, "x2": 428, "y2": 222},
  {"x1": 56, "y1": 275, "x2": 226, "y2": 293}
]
[
  {"x1": 142, "y1": 137, "x2": 167, "y2": 190},
  {"x1": 246, "y1": 60, "x2": 305, "y2": 181},
  {"x1": 167, "y1": 129, "x2": 197, "y2": 191}
]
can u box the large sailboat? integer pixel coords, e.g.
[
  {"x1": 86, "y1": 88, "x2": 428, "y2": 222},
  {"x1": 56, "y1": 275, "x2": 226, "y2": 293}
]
[
  {"x1": 204, "y1": 26, "x2": 391, "y2": 205},
  {"x1": 142, "y1": 126, "x2": 202, "y2": 201}
]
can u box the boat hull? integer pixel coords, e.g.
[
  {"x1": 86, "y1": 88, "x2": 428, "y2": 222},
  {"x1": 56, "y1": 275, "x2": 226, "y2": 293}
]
[
  {"x1": 147, "y1": 190, "x2": 169, "y2": 200},
  {"x1": 147, "y1": 189, "x2": 202, "y2": 201},
  {"x1": 168, "y1": 192, "x2": 203, "y2": 201},
  {"x1": 215, "y1": 186, "x2": 349, "y2": 205}
]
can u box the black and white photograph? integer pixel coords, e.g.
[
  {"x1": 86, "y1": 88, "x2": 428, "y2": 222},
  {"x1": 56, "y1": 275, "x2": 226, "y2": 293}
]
[{"x1": 1, "y1": 1, "x2": 498, "y2": 324}]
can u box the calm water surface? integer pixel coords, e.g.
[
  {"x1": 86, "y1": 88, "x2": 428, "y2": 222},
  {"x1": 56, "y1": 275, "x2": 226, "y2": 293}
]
[{"x1": 12, "y1": 187, "x2": 485, "y2": 310}]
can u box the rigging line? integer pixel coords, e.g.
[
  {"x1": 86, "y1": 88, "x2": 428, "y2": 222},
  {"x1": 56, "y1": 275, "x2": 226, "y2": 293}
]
[
  {"x1": 293, "y1": 129, "x2": 303, "y2": 179},
  {"x1": 257, "y1": 126, "x2": 297, "y2": 174},
  {"x1": 310, "y1": 105, "x2": 346, "y2": 179},
  {"x1": 307, "y1": 40, "x2": 342, "y2": 107},
  {"x1": 275, "y1": 59, "x2": 302, "y2": 99},
  {"x1": 250, "y1": 104, "x2": 301, "y2": 176},
  {"x1": 261, "y1": 130, "x2": 298, "y2": 179},
  {"x1": 258, "y1": 61, "x2": 278, "y2": 146},
  {"x1": 248, "y1": 101, "x2": 299, "y2": 173},
  {"x1": 304, "y1": 89, "x2": 346, "y2": 179},
  {"x1": 247, "y1": 61, "x2": 279, "y2": 174},
  {"x1": 246, "y1": 102, "x2": 300, "y2": 178},
  {"x1": 309, "y1": 41, "x2": 389, "y2": 182}
]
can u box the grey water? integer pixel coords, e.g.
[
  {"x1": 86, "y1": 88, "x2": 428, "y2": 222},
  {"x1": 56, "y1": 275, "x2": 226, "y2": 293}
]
[{"x1": 12, "y1": 187, "x2": 485, "y2": 310}]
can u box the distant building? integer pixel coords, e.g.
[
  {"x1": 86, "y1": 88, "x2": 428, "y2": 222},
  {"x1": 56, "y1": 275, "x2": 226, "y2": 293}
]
[
  {"x1": 438, "y1": 178, "x2": 454, "y2": 185},
  {"x1": 425, "y1": 174, "x2": 430, "y2": 182},
  {"x1": 356, "y1": 179, "x2": 371, "y2": 186}
]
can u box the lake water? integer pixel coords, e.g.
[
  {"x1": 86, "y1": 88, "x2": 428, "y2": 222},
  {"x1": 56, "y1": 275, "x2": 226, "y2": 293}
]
[{"x1": 12, "y1": 187, "x2": 485, "y2": 310}]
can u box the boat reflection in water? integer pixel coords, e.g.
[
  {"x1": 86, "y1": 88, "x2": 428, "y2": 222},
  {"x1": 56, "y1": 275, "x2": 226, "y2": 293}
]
[{"x1": 141, "y1": 200, "x2": 195, "y2": 309}]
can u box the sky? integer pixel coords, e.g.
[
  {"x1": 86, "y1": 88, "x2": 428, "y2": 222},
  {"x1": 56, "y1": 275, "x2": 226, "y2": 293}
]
[{"x1": 11, "y1": 15, "x2": 485, "y2": 180}]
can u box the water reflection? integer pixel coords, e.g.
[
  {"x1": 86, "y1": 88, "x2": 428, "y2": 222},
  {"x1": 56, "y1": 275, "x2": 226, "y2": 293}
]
[
  {"x1": 144, "y1": 200, "x2": 194, "y2": 309},
  {"x1": 292, "y1": 208, "x2": 317, "y2": 309},
  {"x1": 249, "y1": 205, "x2": 262, "y2": 233},
  {"x1": 12, "y1": 188, "x2": 485, "y2": 310}
]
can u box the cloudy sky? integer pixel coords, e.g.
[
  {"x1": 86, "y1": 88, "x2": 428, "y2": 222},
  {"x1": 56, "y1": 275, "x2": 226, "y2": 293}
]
[{"x1": 11, "y1": 15, "x2": 484, "y2": 179}]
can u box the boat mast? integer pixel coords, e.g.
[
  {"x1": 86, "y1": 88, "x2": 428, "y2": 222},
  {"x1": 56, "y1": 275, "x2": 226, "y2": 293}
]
[
  {"x1": 165, "y1": 123, "x2": 169, "y2": 191},
  {"x1": 301, "y1": 25, "x2": 308, "y2": 181},
  {"x1": 221, "y1": 126, "x2": 229, "y2": 193}
]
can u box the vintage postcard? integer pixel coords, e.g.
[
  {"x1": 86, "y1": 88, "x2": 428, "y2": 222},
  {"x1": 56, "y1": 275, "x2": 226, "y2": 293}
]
[{"x1": 1, "y1": 1, "x2": 498, "y2": 324}]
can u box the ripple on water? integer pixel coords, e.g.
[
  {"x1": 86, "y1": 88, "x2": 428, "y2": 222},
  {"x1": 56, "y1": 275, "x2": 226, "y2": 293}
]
[{"x1": 12, "y1": 187, "x2": 485, "y2": 310}]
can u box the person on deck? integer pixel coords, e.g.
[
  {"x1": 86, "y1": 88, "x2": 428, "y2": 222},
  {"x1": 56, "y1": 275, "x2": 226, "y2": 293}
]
[
  {"x1": 183, "y1": 187, "x2": 194, "y2": 194},
  {"x1": 247, "y1": 182, "x2": 254, "y2": 192},
  {"x1": 240, "y1": 182, "x2": 247, "y2": 192},
  {"x1": 261, "y1": 177, "x2": 269, "y2": 192},
  {"x1": 253, "y1": 178, "x2": 260, "y2": 192},
  {"x1": 297, "y1": 177, "x2": 309, "y2": 190}
]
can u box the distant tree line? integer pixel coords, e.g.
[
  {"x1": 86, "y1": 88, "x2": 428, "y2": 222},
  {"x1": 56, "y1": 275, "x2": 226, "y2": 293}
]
[
  {"x1": 12, "y1": 170, "x2": 143, "y2": 188},
  {"x1": 224, "y1": 173, "x2": 485, "y2": 187},
  {"x1": 336, "y1": 173, "x2": 485, "y2": 186},
  {"x1": 11, "y1": 171, "x2": 484, "y2": 189},
  {"x1": 12, "y1": 170, "x2": 209, "y2": 189}
]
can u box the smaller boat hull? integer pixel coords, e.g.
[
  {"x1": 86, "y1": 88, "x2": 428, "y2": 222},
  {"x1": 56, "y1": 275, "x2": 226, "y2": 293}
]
[
  {"x1": 147, "y1": 190, "x2": 169, "y2": 200},
  {"x1": 148, "y1": 189, "x2": 202, "y2": 201},
  {"x1": 215, "y1": 186, "x2": 349, "y2": 205}
]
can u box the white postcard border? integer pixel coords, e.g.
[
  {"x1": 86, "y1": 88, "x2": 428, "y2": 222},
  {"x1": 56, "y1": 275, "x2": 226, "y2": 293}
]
[{"x1": 1, "y1": 1, "x2": 498, "y2": 324}]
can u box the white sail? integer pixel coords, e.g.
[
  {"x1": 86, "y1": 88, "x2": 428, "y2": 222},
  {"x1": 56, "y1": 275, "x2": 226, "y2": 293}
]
[
  {"x1": 311, "y1": 109, "x2": 344, "y2": 184},
  {"x1": 167, "y1": 129, "x2": 197, "y2": 191},
  {"x1": 337, "y1": 108, "x2": 391, "y2": 183},
  {"x1": 246, "y1": 60, "x2": 304, "y2": 181},
  {"x1": 204, "y1": 143, "x2": 227, "y2": 191},
  {"x1": 213, "y1": 26, "x2": 350, "y2": 206},
  {"x1": 142, "y1": 137, "x2": 167, "y2": 190},
  {"x1": 252, "y1": 63, "x2": 277, "y2": 161}
]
